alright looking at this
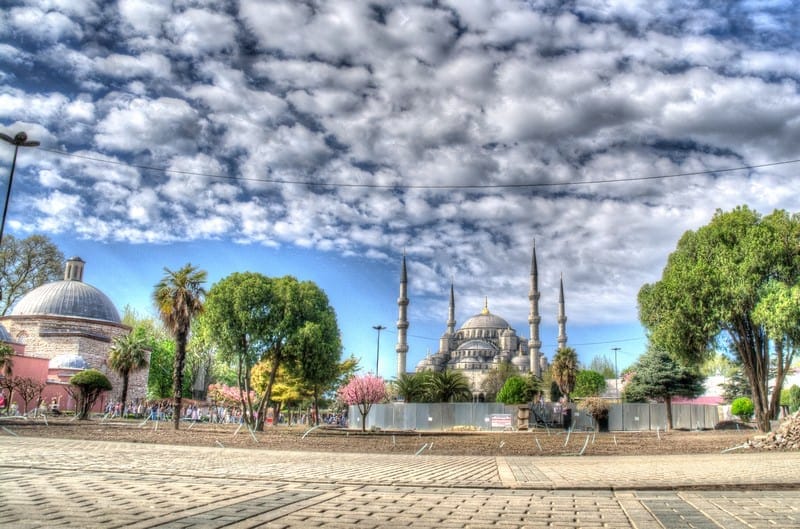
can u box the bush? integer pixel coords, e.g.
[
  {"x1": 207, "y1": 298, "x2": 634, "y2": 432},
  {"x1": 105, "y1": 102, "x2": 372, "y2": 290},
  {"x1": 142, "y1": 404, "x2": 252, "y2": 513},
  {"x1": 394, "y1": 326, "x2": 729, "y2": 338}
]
[
  {"x1": 496, "y1": 376, "x2": 529, "y2": 404},
  {"x1": 731, "y1": 396, "x2": 754, "y2": 422},
  {"x1": 70, "y1": 369, "x2": 112, "y2": 420},
  {"x1": 579, "y1": 396, "x2": 609, "y2": 428},
  {"x1": 780, "y1": 385, "x2": 800, "y2": 413}
]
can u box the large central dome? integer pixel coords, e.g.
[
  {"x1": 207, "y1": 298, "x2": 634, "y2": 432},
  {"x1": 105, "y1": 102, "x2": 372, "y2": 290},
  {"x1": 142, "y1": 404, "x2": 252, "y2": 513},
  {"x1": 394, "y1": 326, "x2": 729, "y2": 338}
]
[
  {"x1": 460, "y1": 299, "x2": 509, "y2": 330},
  {"x1": 10, "y1": 257, "x2": 121, "y2": 324}
]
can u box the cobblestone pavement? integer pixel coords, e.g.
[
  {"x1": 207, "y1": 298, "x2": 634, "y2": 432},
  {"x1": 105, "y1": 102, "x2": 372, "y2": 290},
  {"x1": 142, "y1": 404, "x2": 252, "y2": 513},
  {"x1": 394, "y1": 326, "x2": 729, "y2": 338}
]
[{"x1": 1, "y1": 437, "x2": 799, "y2": 528}]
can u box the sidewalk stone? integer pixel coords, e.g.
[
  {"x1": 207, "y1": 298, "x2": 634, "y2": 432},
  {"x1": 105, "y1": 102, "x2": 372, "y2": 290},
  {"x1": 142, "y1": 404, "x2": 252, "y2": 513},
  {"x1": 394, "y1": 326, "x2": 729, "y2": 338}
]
[{"x1": 1, "y1": 437, "x2": 799, "y2": 528}]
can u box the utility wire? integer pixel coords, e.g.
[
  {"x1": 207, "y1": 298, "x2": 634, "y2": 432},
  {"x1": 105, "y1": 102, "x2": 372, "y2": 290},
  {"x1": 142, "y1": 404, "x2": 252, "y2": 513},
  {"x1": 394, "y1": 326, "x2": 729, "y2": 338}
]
[{"x1": 38, "y1": 147, "x2": 800, "y2": 190}]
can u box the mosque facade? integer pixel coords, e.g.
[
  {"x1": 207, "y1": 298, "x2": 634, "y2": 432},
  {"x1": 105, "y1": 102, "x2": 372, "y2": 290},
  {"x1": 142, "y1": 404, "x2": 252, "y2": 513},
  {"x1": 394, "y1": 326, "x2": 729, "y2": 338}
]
[
  {"x1": 0, "y1": 257, "x2": 144, "y2": 408},
  {"x1": 395, "y1": 244, "x2": 568, "y2": 396}
]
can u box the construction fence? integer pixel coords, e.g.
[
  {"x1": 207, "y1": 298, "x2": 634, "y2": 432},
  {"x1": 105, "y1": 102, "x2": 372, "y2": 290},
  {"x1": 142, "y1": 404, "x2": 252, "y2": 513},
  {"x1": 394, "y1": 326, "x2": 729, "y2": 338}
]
[{"x1": 349, "y1": 402, "x2": 720, "y2": 432}]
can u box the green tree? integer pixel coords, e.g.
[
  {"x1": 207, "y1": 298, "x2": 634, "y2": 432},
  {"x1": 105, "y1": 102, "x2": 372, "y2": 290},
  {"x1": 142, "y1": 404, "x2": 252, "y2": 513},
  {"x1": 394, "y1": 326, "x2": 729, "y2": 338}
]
[
  {"x1": 201, "y1": 273, "x2": 338, "y2": 431},
  {"x1": 153, "y1": 263, "x2": 207, "y2": 430},
  {"x1": 731, "y1": 396, "x2": 755, "y2": 422},
  {"x1": 589, "y1": 355, "x2": 616, "y2": 379},
  {"x1": 623, "y1": 348, "x2": 705, "y2": 430},
  {"x1": 107, "y1": 330, "x2": 150, "y2": 412},
  {"x1": 719, "y1": 362, "x2": 752, "y2": 403},
  {"x1": 426, "y1": 370, "x2": 471, "y2": 403},
  {"x1": 0, "y1": 234, "x2": 64, "y2": 316},
  {"x1": 638, "y1": 206, "x2": 800, "y2": 431},
  {"x1": 392, "y1": 371, "x2": 431, "y2": 403},
  {"x1": 496, "y1": 375, "x2": 529, "y2": 404},
  {"x1": 572, "y1": 370, "x2": 607, "y2": 398},
  {"x1": 70, "y1": 369, "x2": 112, "y2": 420},
  {"x1": 0, "y1": 343, "x2": 13, "y2": 412},
  {"x1": 551, "y1": 347, "x2": 579, "y2": 401},
  {"x1": 480, "y1": 362, "x2": 516, "y2": 402}
]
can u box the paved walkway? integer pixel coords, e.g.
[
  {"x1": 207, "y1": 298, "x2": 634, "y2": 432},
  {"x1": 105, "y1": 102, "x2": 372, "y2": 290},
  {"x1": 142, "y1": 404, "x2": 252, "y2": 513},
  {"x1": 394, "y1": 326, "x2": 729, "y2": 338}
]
[{"x1": 1, "y1": 437, "x2": 799, "y2": 528}]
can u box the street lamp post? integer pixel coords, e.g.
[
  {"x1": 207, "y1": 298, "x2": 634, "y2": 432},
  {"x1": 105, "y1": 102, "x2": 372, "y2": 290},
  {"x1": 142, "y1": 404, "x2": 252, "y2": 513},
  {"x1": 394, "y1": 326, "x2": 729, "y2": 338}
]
[
  {"x1": 0, "y1": 132, "x2": 40, "y2": 244},
  {"x1": 372, "y1": 324, "x2": 386, "y2": 375},
  {"x1": 611, "y1": 347, "x2": 621, "y2": 400}
]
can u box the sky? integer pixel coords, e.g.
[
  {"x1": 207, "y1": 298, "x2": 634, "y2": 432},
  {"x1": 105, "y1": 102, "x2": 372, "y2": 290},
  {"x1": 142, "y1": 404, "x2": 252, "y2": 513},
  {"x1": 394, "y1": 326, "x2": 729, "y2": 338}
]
[{"x1": 0, "y1": 0, "x2": 798, "y2": 380}]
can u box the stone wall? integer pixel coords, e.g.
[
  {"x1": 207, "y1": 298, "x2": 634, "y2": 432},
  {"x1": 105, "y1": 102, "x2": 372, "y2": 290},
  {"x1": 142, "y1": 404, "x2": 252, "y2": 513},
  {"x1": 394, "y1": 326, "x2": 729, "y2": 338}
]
[{"x1": 0, "y1": 315, "x2": 149, "y2": 403}]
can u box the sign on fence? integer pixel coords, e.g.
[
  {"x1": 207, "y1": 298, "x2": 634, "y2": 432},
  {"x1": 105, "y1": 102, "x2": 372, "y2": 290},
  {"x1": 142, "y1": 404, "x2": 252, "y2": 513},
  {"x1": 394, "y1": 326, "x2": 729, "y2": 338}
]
[{"x1": 490, "y1": 414, "x2": 513, "y2": 429}]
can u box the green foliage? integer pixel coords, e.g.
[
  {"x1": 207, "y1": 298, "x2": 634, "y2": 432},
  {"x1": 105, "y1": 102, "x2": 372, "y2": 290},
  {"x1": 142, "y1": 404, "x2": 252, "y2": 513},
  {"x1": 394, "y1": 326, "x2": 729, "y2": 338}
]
[
  {"x1": 623, "y1": 347, "x2": 705, "y2": 429},
  {"x1": 719, "y1": 363, "x2": 752, "y2": 403},
  {"x1": 70, "y1": 369, "x2": 112, "y2": 420},
  {"x1": 480, "y1": 362, "x2": 516, "y2": 402},
  {"x1": 573, "y1": 370, "x2": 607, "y2": 398},
  {"x1": 427, "y1": 370, "x2": 472, "y2": 403},
  {"x1": 549, "y1": 380, "x2": 562, "y2": 403},
  {"x1": 731, "y1": 397, "x2": 755, "y2": 421},
  {"x1": 551, "y1": 347, "x2": 579, "y2": 400},
  {"x1": 153, "y1": 263, "x2": 207, "y2": 430},
  {"x1": 496, "y1": 376, "x2": 529, "y2": 404},
  {"x1": 0, "y1": 342, "x2": 14, "y2": 378},
  {"x1": 107, "y1": 330, "x2": 149, "y2": 406},
  {"x1": 201, "y1": 273, "x2": 341, "y2": 430},
  {"x1": 0, "y1": 234, "x2": 64, "y2": 316},
  {"x1": 637, "y1": 206, "x2": 800, "y2": 431},
  {"x1": 589, "y1": 355, "x2": 616, "y2": 378},
  {"x1": 780, "y1": 385, "x2": 800, "y2": 413},
  {"x1": 392, "y1": 371, "x2": 432, "y2": 403}
]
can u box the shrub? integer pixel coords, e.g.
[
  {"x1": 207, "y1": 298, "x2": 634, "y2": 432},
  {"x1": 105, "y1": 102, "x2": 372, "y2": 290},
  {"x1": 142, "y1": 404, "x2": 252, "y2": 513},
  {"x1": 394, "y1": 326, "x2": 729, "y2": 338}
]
[
  {"x1": 496, "y1": 376, "x2": 528, "y2": 404},
  {"x1": 70, "y1": 369, "x2": 112, "y2": 420},
  {"x1": 731, "y1": 396, "x2": 754, "y2": 422},
  {"x1": 579, "y1": 396, "x2": 609, "y2": 429}
]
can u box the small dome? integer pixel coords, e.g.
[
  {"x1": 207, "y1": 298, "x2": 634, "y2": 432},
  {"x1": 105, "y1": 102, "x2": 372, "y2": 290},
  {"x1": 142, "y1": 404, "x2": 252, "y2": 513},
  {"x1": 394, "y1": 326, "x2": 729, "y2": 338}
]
[
  {"x1": 49, "y1": 354, "x2": 88, "y2": 370},
  {"x1": 10, "y1": 259, "x2": 120, "y2": 323},
  {"x1": 456, "y1": 339, "x2": 498, "y2": 353},
  {"x1": 459, "y1": 298, "x2": 511, "y2": 331},
  {"x1": 511, "y1": 354, "x2": 528, "y2": 367}
]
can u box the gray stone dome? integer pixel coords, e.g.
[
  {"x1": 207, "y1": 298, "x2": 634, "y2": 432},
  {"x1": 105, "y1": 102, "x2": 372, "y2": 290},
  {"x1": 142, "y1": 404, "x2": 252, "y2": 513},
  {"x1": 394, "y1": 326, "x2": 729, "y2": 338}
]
[
  {"x1": 49, "y1": 353, "x2": 88, "y2": 370},
  {"x1": 10, "y1": 257, "x2": 121, "y2": 324},
  {"x1": 460, "y1": 311, "x2": 510, "y2": 331}
]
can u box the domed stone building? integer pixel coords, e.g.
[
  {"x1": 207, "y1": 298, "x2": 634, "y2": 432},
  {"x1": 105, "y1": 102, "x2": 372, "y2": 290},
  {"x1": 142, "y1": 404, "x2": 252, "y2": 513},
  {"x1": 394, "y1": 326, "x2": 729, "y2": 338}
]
[
  {"x1": 0, "y1": 257, "x2": 145, "y2": 405},
  {"x1": 396, "y1": 244, "x2": 568, "y2": 396}
]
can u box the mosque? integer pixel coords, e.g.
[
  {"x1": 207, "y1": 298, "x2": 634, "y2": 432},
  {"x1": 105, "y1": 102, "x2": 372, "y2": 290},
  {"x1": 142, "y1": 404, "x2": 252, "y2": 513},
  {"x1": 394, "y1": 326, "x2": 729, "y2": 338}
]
[
  {"x1": 394, "y1": 244, "x2": 568, "y2": 395},
  {"x1": 0, "y1": 257, "x2": 142, "y2": 411}
]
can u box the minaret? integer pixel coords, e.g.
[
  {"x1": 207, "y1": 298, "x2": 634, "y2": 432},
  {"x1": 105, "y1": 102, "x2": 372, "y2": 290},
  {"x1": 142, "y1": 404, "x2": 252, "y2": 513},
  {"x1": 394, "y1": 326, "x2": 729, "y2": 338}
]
[
  {"x1": 446, "y1": 281, "x2": 456, "y2": 335},
  {"x1": 557, "y1": 273, "x2": 568, "y2": 350},
  {"x1": 395, "y1": 253, "x2": 409, "y2": 376},
  {"x1": 527, "y1": 243, "x2": 542, "y2": 376}
]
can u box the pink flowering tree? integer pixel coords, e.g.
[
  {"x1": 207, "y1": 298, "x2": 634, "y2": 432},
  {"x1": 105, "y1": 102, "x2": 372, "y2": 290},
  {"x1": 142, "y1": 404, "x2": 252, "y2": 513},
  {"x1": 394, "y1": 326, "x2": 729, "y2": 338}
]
[{"x1": 338, "y1": 374, "x2": 387, "y2": 431}]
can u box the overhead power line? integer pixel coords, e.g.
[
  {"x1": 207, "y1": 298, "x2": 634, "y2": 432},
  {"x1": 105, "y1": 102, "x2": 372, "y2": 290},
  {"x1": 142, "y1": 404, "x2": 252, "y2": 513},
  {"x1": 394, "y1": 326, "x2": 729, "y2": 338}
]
[{"x1": 39, "y1": 147, "x2": 800, "y2": 191}]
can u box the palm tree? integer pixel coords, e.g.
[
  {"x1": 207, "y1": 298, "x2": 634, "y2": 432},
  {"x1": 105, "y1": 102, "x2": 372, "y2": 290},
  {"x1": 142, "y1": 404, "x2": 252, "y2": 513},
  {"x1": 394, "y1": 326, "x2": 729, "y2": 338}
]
[
  {"x1": 427, "y1": 370, "x2": 472, "y2": 403},
  {"x1": 551, "y1": 347, "x2": 579, "y2": 401},
  {"x1": 392, "y1": 372, "x2": 431, "y2": 403},
  {"x1": 153, "y1": 264, "x2": 207, "y2": 430},
  {"x1": 107, "y1": 330, "x2": 150, "y2": 415}
]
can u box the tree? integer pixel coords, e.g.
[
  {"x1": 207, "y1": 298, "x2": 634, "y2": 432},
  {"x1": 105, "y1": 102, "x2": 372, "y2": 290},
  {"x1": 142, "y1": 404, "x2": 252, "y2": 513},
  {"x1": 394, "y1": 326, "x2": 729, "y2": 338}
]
[
  {"x1": 551, "y1": 347, "x2": 579, "y2": 401},
  {"x1": 202, "y1": 273, "x2": 339, "y2": 431},
  {"x1": 496, "y1": 376, "x2": 529, "y2": 404},
  {"x1": 153, "y1": 263, "x2": 207, "y2": 430},
  {"x1": 622, "y1": 347, "x2": 705, "y2": 430},
  {"x1": 731, "y1": 397, "x2": 755, "y2": 422},
  {"x1": 426, "y1": 370, "x2": 472, "y2": 403},
  {"x1": 107, "y1": 330, "x2": 150, "y2": 412},
  {"x1": 0, "y1": 234, "x2": 64, "y2": 316},
  {"x1": 70, "y1": 369, "x2": 112, "y2": 420},
  {"x1": 572, "y1": 370, "x2": 607, "y2": 398},
  {"x1": 392, "y1": 371, "x2": 431, "y2": 403},
  {"x1": 480, "y1": 362, "x2": 516, "y2": 401},
  {"x1": 0, "y1": 343, "x2": 14, "y2": 410},
  {"x1": 579, "y1": 397, "x2": 610, "y2": 431},
  {"x1": 338, "y1": 374, "x2": 386, "y2": 431},
  {"x1": 589, "y1": 355, "x2": 616, "y2": 379},
  {"x1": 11, "y1": 376, "x2": 45, "y2": 414},
  {"x1": 638, "y1": 206, "x2": 800, "y2": 431}
]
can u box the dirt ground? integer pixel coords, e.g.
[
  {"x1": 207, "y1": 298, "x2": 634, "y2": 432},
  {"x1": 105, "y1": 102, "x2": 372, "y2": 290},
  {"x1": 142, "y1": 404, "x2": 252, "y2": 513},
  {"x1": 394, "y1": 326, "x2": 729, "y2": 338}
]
[{"x1": 0, "y1": 416, "x2": 769, "y2": 456}]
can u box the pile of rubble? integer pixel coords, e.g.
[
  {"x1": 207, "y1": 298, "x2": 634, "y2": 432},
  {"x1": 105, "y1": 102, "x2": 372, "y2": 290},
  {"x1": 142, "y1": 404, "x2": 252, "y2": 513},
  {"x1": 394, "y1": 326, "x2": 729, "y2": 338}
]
[{"x1": 745, "y1": 410, "x2": 800, "y2": 451}]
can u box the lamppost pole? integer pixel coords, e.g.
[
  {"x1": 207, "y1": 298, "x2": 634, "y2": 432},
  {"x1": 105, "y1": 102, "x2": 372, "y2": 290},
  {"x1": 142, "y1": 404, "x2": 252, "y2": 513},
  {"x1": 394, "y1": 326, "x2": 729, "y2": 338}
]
[
  {"x1": 0, "y1": 132, "x2": 40, "y2": 244},
  {"x1": 372, "y1": 324, "x2": 386, "y2": 376},
  {"x1": 611, "y1": 347, "x2": 621, "y2": 400}
]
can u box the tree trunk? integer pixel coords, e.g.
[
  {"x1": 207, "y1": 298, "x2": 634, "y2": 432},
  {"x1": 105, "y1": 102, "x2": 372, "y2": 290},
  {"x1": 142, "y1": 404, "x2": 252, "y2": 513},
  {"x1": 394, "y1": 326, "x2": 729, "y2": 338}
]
[
  {"x1": 665, "y1": 395, "x2": 673, "y2": 431},
  {"x1": 173, "y1": 332, "x2": 187, "y2": 430},
  {"x1": 120, "y1": 372, "x2": 129, "y2": 417}
]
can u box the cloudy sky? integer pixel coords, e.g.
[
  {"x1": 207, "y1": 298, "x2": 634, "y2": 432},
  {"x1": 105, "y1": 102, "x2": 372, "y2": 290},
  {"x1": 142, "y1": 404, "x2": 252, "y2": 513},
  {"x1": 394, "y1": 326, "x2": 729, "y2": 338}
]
[{"x1": 1, "y1": 0, "x2": 798, "y2": 378}]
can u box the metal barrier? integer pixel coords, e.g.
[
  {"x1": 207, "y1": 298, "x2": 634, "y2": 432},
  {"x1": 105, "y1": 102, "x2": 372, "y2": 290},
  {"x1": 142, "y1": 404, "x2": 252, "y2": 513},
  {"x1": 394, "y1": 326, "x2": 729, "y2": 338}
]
[{"x1": 350, "y1": 402, "x2": 720, "y2": 431}]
